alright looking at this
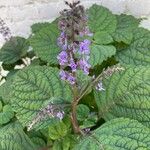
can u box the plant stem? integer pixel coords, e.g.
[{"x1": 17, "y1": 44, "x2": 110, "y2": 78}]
[
  {"x1": 70, "y1": 73, "x2": 102, "y2": 134},
  {"x1": 71, "y1": 98, "x2": 80, "y2": 133},
  {"x1": 70, "y1": 4, "x2": 83, "y2": 134},
  {"x1": 71, "y1": 84, "x2": 84, "y2": 134}
]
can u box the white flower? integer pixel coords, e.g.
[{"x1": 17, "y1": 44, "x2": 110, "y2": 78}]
[{"x1": 96, "y1": 81, "x2": 105, "y2": 91}]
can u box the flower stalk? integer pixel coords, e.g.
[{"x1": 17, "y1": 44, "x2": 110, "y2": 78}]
[{"x1": 57, "y1": 1, "x2": 93, "y2": 134}]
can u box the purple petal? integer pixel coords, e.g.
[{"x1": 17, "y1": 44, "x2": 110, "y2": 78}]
[
  {"x1": 78, "y1": 59, "x2": 91, "y2": 75},
  {"x1": 59, "y1": 70, "x2": 67, "y2": 80},
  {"x1": 57, "y1": 51, "x2": 68, "y2": 65},
  {"x1": 79, "y1": 39, "x2": 91, "y2": 55},
  {"x1": 67, "y1": 74, "x2": 76, "y2": 85},
  {"x1": 69, "y1": 60, "x2": 77, "y2": 72},
  {"x1": 56, "y1": 111, "x2": 64, "y2": 120}
]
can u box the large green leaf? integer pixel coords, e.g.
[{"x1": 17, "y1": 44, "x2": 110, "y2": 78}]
[
  {"x1": 90, "y1": 44, "x2": 116, "y2": 67},
  {"x1": 93, "y1": 31, "x2": 113, "y2": 45},
  {"x1": 0, "y1": 80, "x2": 11, "y2": 104},
  {"x1": 0, "y1": 122, "x2": 36, "y2": 150},
  {"x1": 0, "y1": 37, "x2": 29, "y2": 64},
  {"x1": 94, "y1": 67, "x2": 150, "y2": 127},
  {"x1": 48, "y1": 121, "x2": 68, "y2": 140},
  {"x1": 0, "y1": 104, "x2": 14, "y2": 125},
  {"x1": 28, "y1": 130, "x2": 46, "y2": 149},
  {"x1": 53, "y1": 135, "x2": 78, "y2": 150},
  {"x1": 0, "y1": 72, "x2": 16, "y2": 104},
  {"x1": 76, "y1": 70, "x2": 92, "y2": 94},
  {"x1": 31, "y1": 22, "x2": 51, "y2": 34},
  {"x1": 31, "y1": 18, "x2": 59, "y2": 34},
  {"x1": 74, "y1": 118, "x2": 150, "y2": 150},
  {"x1": 88, "y1": 4, "x2": 117, "y2": 33},
  {"x1": 30, "y1": 23, "x2": 60, "y2": 64},
  {"x1": 112, "y1": 14, "x2": 140, "y2": 44},
  {"x1": 30, "y1": 137, "x2": 46, "y2": 150},
  {"x1": 10, "y1": 66, "x2": 73, "y2": 127},
  {"x1": 116, "y1": 28, "x2": 150, "y2": 66},
  {"x1": 76, "y1": 104, "x2": 90, "y2": 121}
]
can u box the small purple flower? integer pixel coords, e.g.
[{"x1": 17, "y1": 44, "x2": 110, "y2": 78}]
[
  {"x1": 57, "y1": 32, "x2": 68, "y2": 50},
  {"x1": 57, "y1": 51, "x2": 68, "y2": 65},
  {"x1": 56, "y1": 111, "x2": 64, "y2": 120},
  {"x1": 80, "y1": 27, "x2": 93, "y2": 37},
  {"x1": 67, "y1": 74, "x2": 76, "y2": 85},
  {"x1": 68, "y1": 43, "x2": 77, "y2": 53},
  {"x1": 96, "y1": 81, "x2": 105, "y2": 91},
  {"x1": 78, "y1": 59, "x2": 91, "y2": 75},
  {"x1": 58, "y1": 20, "x2": 66, "y2": 31},
  {"x1": 59, "y1": 70, "x2": 67, "y2": 80},
  {"x1": 69, "y1": 59, "x2": 77, "y2": 72},
  {"x1": 79, "y1": 39, "x2": 91, "y2": 55}
]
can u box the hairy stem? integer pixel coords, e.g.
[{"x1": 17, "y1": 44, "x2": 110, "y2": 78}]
[
  {"x1": 71, "y1": 97, "x2": 80, "y2": 133},
  {"x1": 71, "y1": 86, "x2": 85, "y2": 135},
  {"x1": 70, "y1": 73, "x2": 101, "y2": 134}
]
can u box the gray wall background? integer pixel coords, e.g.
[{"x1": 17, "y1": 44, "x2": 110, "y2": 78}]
[{"x1": 0, "y1": 0, "x2": 150, "y2": 47}]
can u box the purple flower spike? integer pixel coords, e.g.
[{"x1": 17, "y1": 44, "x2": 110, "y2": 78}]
[
  {"x1": 57, "y1": 51, "x2": 68, "y2": 65},
  {"x1": 56, "y1": 1, "x2": 92, "y2": 85},
  {"x1": 79, "y1": 39, "x2": 91, "y2": 55}
]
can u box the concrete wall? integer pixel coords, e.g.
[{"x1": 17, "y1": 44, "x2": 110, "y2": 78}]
[{"x1": 0, "y1": 0, "x2": 150, "y2": 47}]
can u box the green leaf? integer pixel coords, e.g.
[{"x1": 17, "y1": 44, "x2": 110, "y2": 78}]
[
  {"x1": 112, "y1": 29, "x2": 133, "y2": 44},
  {"x1": 116, "y1": 28, "x2": 150, "y2": 66},
  {"x1": 10, "y1": 66, "x2": 73, "y2": 127},
  {"x1": 53, "y1": 140, "x2": 63, "y2": 150},
  {"x1": 88, "y1": 4, "x2": 117, "y2": 33},
  {"x1": 115, "y1": 14, "x2": 140, "y2": 30},
  {"x1": 0, "y1": 104, "x2": 14, "y2": 125},
  {"x1": 30, "y1": 23, "x2": 60, "y2": 65},
  {"x1": 77, "y1": 104, "x2": 90, "y2": 121},
  {"x1": 28, "y1": 130, "x2": 46, "y2": 149},
  {"x1": 0, "y1": 122, "x2": 36, "y2": 150},
  {"x1": 0, "y1": 101, "x2": 2, "y2": 111},
  {"x1": 94, "y1": 31, "x2": 113, "y2": 45},
  {"x1": 0, "y1": 73, "x2": 16, "y2": 104},
  {"x1": 31, "y1": 137, "x2": 46, "y2": 149},
  {"x1": 74, "y1": 118, "x2": 150, "y2": 150},
  {"x1": 0, "y1": 37, "x2": 29, "y2": 64},
  {"x1": 90, "y1": 44, "x2": 116, "y2": 67},
  {"x1": 62, "y1": 135, "x2": 78, "y2": 150},
  {"x1": 81, "y1": 113, "x2": 98, "y2": 129},
  {"x1": 31, "y1": 22, "x2": 51, "y2": 34},
  {"x1": 48, "y1": 121, "x2": 68, "y2": 140},
  {"x1": 31, "y1": 18, "x2": 59, "y2": 34},
  {"x1": 94, "y1": 67, "x2": 150, "y2": 127},
  {"x1": 62, "y1": 137, "x2": 72, "y2": 150},
  {"x1": 112, "y1": 14, "x2": 140, "y2": 44},
  {"x1": 76, "y1": 71, "x2": 92, "y2": 95},
  {"x1": 53, "y1": 135, "x2": 78, "y2": 150}
]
